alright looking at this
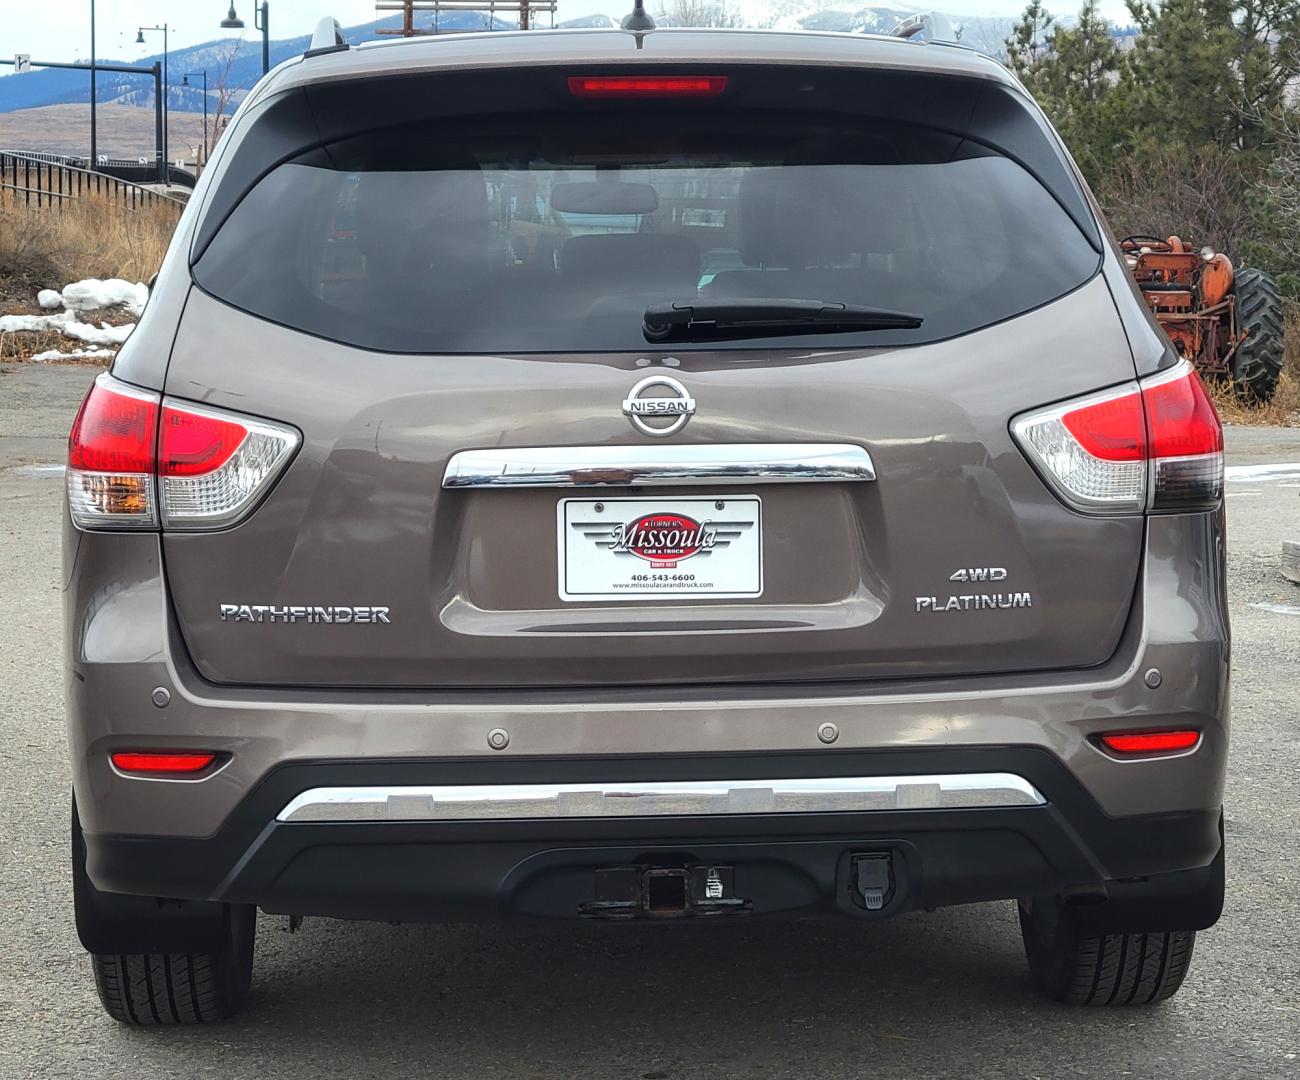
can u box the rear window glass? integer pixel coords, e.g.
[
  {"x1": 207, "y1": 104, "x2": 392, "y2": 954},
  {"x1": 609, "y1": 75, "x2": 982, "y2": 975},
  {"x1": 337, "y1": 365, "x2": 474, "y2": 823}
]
[{"x1": 193, "y1": 112, "x2": 1101, "y2": 353}]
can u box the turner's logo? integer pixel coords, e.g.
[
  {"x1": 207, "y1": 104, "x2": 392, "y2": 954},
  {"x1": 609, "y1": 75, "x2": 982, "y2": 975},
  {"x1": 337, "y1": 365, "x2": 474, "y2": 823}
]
[{"x1": 611, "y1": 513, "x2": 717, "y2": 568}]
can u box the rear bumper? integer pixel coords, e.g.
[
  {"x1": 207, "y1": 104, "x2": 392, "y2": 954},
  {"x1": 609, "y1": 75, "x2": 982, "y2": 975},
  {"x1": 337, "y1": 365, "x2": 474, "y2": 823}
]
[{"x1": 81, "y1": 748, "x2": 1224, "y2": 929}]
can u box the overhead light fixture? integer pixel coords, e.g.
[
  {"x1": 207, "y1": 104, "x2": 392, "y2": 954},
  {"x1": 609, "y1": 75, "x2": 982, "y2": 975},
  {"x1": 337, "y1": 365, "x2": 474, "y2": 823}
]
[{"x1": 220, "y1": 4, "x2": 246, "y2": 29}]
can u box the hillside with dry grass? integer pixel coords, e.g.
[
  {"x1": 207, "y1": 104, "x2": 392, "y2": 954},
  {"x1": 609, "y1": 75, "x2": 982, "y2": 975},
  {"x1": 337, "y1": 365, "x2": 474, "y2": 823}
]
[{"x1": 0, "y1": 104, "x2": 210, "y2": 162}]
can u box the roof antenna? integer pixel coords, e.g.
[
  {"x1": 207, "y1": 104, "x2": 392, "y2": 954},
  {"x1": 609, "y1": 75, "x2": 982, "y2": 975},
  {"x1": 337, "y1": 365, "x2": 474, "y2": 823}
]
[{"x1": 621, "y1": 0, "x2": 657, "y2": 32}]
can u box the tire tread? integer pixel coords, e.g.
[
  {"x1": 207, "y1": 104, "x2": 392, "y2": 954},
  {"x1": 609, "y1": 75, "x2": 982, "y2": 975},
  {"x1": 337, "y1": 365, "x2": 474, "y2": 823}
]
[
  {"x1": 1019, "y1": 901, "x2": 1197, "y2": 1006},
  {"x1": 91, "y1": 949, "x2": 243, "y2": 1025},
  {"x1": 1231, "y1": 266, "x2": 1285, "y2": 403}
]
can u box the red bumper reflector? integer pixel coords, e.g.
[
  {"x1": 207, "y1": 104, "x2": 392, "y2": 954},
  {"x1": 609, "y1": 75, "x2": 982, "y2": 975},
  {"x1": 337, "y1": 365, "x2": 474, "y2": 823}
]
[
  {"x1": 567, "y1": 75, "x2": 728, "y2": 98},
  {"x1": 111, "y1": 751, "x2": 218, "y2": 775},
  {"x1": 1099, "y1": 730, "x2": 1200, "y2": 755}
]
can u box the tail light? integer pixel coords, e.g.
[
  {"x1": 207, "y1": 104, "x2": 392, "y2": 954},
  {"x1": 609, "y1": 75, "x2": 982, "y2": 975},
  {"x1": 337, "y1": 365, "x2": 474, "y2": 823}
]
[
  {"x1": 1011, "y1": 360, "x2": 1222, "y2": 515},
  {"x1": 67, "y1": 372, "x2": 299, "y2": 531},
  {"x1": 66, "y1": 376, "x2": 160, "y2": 528},
  {"x1": 1098, "y1": 729, "x2": 1200, "y2": 756},
  {"x1": 568, "y1": 75, "x2": 728, "y2": 98}
]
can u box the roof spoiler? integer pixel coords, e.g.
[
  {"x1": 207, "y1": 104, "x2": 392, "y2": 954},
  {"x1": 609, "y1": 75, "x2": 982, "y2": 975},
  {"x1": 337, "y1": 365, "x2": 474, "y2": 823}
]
[{"x1": 304, "y1": 16, "x2": 349, "y2": 58}]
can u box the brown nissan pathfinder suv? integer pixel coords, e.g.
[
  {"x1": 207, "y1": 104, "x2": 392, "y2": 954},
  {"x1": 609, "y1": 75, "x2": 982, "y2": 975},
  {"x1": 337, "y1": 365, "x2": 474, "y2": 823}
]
[{"x1": 65, "y1": 18, "x2": 1227, "y2": 1023}]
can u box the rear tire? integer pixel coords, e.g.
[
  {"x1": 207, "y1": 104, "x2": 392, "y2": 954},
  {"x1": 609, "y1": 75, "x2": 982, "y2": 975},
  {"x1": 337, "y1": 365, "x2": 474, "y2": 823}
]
[
  {"x1": 73, "y1": 797, "x2": 256, "y2": 1024},
  {"x1": 91, "y1": 932, "x2": 255, "y2": 1025},
  {"x1": 1230, "y1": 266, "x2": 1285, "y2": 403},
  {"x1": 1018, "y1": 897, "x2": 1196, "y2": 1005}
]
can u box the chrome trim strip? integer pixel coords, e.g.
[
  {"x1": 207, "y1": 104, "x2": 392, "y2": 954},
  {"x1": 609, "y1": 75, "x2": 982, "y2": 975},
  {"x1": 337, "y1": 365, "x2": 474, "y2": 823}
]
[
  {"x1": 442, "y1": 443, "x2": 876, "y2": 489},
  {"x1": 277, "y1": 773, "x2": 1044, "y2": 822}
]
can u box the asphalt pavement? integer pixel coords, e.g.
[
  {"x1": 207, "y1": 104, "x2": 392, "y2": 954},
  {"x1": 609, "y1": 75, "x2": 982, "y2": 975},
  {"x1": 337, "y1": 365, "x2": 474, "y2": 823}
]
[{"x1": 1, "y1": 362, "x2": 1297, "y2": 1079}]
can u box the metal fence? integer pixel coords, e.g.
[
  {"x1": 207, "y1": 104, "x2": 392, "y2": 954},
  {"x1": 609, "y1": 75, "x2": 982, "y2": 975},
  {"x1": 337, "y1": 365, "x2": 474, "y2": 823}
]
[{"x1": 0, "y1": 151, "x2": 186, "y2": 213}]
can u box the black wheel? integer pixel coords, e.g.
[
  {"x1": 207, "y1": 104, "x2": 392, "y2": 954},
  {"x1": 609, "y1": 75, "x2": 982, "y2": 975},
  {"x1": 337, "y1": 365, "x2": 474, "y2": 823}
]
[
  {"x1": 91, "y1": 930, "x2": 255, "y2": 1025},
  {"x1": 73, "y1": 798, "x2": 256, "y2": 1025},
  {"x1": 1018, "y1": 897, "x2": 1196, "y2": 1006},
  {"x1": 1231, "y1": 266, "x2": 1285, "y2": 403}
]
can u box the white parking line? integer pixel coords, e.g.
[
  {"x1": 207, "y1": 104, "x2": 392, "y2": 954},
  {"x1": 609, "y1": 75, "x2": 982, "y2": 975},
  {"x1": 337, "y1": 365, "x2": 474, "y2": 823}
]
[
  {"x1": 1250, "y1": 602, "x2": 1300, "y2": 616},
  {"x1": 1225, "y1": 462, "x2": 1300, "y2": 483},
  {"x1": 6, "y1": 464, "x2": 66, "y2": 477}
]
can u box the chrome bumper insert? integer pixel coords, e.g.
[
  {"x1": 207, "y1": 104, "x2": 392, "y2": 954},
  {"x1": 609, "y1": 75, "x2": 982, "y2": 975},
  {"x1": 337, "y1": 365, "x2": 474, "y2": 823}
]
[
  {"x1": 442, "y1": 443, "x2": 876, "y2": 489},
  {"x1": 277, "y1": 773, "x2": 1045, "y2": 823}
]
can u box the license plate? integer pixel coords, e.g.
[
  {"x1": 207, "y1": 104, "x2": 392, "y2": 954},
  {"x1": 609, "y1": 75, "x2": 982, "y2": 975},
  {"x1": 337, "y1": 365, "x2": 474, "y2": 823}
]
[{"x1": 558, "y1": 496, "x2": 763, "y2": 602}]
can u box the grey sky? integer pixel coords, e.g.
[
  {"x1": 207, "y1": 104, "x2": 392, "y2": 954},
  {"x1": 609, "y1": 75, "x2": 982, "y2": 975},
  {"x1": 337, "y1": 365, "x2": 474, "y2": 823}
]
[{"x1": 3, "y1": 0, "x2": 1129, "y2": 72}]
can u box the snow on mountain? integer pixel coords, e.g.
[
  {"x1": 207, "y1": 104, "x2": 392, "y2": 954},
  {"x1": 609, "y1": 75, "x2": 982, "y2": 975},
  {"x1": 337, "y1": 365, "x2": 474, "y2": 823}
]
[{"x1": 0, "y1": 6, "x2": 1017, "y2": 118}]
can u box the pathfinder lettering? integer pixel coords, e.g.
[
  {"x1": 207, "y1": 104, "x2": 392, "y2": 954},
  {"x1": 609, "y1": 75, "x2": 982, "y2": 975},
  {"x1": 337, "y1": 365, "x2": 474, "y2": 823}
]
[
  {"x1": 219, "y1": 605, "x2": 391, "y2": 624},
  {"x1": 915, "y1": 593, "x2": 1033, "y2": 613}
]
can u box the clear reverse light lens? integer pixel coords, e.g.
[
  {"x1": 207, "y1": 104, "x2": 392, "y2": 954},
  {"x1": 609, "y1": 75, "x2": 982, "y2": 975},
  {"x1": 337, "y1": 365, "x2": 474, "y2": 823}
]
[{"x1": 159, "y1": 402, "x2": 299, "y2": 529}]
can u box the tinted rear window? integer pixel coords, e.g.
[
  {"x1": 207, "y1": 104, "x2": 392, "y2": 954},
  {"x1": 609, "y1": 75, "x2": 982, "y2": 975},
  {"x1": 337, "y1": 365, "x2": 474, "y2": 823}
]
[{"x1": 194, "y1": 111, "x2": 1101, "y2": 353}]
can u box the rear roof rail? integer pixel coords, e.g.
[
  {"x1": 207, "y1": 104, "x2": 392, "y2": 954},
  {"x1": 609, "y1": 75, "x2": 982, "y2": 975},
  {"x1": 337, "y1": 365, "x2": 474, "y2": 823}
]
[{"x1": 305, "y1": 16, "x2": 349, "y2": 58}]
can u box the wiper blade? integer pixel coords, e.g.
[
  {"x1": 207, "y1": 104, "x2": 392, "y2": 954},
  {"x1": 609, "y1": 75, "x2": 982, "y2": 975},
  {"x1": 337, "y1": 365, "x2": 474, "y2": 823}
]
[{"x1": 643, "y1": 298, "x2": 924, "y2": 343}]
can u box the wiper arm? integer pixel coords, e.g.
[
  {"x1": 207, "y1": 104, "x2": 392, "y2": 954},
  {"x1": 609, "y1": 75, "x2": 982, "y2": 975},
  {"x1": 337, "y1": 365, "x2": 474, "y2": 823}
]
[{"x1": 643, "y1": 298, "x2": 924, "y2": 344}]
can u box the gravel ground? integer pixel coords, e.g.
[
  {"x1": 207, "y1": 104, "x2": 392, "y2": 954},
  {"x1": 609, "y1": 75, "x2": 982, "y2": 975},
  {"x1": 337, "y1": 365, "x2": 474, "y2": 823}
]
[{"x1": 0, "y1": 363, "x2": 1297, "y2": 1079}]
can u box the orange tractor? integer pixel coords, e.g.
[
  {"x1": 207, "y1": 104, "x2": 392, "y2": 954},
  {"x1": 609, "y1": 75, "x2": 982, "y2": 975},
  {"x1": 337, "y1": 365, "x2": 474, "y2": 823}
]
[{"x1": 1120, "y1": 235, "x2": 1284, "y2": 402}]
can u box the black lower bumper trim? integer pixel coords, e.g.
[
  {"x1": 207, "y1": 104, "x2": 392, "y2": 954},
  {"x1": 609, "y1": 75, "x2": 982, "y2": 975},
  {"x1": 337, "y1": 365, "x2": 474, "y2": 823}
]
[{"x1": 82, "y1": 748, "x2": 1223, "y2": 927}]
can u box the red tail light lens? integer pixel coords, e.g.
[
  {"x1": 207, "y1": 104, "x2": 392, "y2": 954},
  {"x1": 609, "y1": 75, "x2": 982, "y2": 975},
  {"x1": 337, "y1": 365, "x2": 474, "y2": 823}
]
[
  {"x1": 111, "y1": 751, "x2": 218, "y2": 776},
  {"x1": 1142, "y1": 364, "x2": 1223, "y2": 458},
  {"x1": 1060, "y1": 393, "x2": 1145, "y2": 462},
  {"x1": 68, "y1": 375, "x2": 159, "y2": 473},
  {"x1": 159, "y1": 406, "x2": 249, "y2": 477},
  {"x1": 1099, "y1": 730, "x2": 1200, "y2": 756},
  {"x1": 1012, "y1": 360, "x2": 1222, "y2": 515},
  {"x1": 568, "y1": 75, "x2": 728, "y2": 98}
]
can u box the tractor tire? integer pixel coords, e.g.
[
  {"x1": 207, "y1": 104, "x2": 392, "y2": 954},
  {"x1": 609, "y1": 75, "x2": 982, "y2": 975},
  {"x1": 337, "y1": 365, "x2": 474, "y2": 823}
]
[{"x1": 1231, "y1": 267, "x2": 1285, "y2": 403}]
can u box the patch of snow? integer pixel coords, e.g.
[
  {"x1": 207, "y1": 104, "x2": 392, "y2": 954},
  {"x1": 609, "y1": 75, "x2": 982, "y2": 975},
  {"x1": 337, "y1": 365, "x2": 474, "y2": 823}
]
[
  {"x1": 0, "y1": 309, "x2": 133, "y2": 347},
  {"x1": 59, "y1": 278, "x2": 149, "y2": 317},
  {"x1": 29, "y1": 346, "x2": 117, "y2": 362},
  {"x1": 61, "y1": 320, "x2": 134, "y2": 346},
  {"x1": 37, "y1": 289, "x2": 63, "y2": 309}
]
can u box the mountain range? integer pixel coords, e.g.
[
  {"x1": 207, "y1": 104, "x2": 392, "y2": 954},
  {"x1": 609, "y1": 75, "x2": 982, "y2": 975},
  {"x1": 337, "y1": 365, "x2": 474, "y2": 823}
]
[{"x1": 0, "y1": 6, "x2": 1020, "y2": 118}]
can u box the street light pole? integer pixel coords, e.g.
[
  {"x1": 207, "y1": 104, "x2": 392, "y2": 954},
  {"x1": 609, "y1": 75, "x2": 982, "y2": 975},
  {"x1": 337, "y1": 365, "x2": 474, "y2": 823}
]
[
  {"x1": 182, "y1": 72, "x2": 209, "y2": 166},
  {"x1": 89, "y1": 0, "x2": 96, "y2": 168},
  {"x1": 221, "y1": 3, "x2": 270, "y2": 77},
  {"x1": 136, "y1": 24, "x2": 169, "y2": 183}
]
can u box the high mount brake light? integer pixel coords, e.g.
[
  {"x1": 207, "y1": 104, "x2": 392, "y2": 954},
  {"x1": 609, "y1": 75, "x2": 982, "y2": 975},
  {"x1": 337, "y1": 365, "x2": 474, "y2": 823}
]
[
  {"x1": 1099, "y1": 730, "x2": 1201, "y2": 756},
  {"x1": 111, "y1": 751, "x2": 218, "y2": 776},
  {"x1": 567, "y1": 75, "x2": 728, "y2": 98},
  {"x1": 1011, "y1": 360, "x2": 1222, "y2": 515},
  {"x1": 66, "y1": 372, "x2": 300, "y2": 531}
]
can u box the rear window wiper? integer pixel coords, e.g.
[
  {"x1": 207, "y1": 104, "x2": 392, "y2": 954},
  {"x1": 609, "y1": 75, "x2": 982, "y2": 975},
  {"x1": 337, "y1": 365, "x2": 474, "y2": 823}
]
[{"x1": 642, "y1": 298, "x2": 924, "y2": 344}]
